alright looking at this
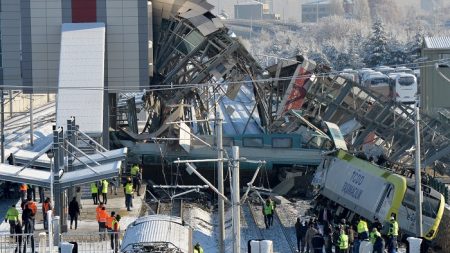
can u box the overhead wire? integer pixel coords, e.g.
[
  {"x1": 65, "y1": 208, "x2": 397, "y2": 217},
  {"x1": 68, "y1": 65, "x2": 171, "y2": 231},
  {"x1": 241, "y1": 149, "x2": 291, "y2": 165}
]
[{"x1": 0, "y1": 57, "x2": 448, "y2": 93}]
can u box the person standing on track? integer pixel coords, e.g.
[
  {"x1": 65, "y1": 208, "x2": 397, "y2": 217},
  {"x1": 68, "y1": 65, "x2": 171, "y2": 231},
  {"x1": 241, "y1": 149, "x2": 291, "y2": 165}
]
[
  {"x1": 68, "y1": 197, "x2": 80, "y2": 230},
  {"x1": 295, "y1": 217, "x2": 308, "y2": 252},
  {"x1": 101, "y1": 179, "x2": 109, "y2": 204},
  {"x1": 91, "y1": 182, "x2": 99, "y2": 205},
  {"x1": 5, "y1": 204, "x2": 19, "y2": 236}
]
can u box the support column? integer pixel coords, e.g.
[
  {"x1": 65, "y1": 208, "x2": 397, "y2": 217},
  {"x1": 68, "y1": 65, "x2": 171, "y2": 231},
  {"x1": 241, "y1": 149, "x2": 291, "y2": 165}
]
[
  {"x1": 30, "y1": 93, "x2": 33, "y2": 146},
  {"x1": 232, "y1": 146, "x2": 240, "y2": 253},
  {"x1": 414, "y1": 105, "x2": 423, "y2": 237},
  {"x1": 217, "y1": 117, "x2": 225, "y2": 253},
  {"x1": 1, "y1": 89, "x2": 4, "y2": 163}
]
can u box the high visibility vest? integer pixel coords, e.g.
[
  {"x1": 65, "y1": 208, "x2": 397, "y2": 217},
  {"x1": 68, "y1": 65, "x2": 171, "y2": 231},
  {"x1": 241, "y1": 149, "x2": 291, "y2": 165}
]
[
  {"x1": 91, "y1": 183, "x2": 98, "y2": 194},
  {"x1": 96, "y1": 206, "x2": 102, "y2": 221},
  {"x1": 102, "y1": 180, "x2": 109, "y2": 194},
  {"x1": 98, "y1": 210, "x2": 108, "y2": 223},
  {"x1": 263, "y1": 204, "x2": 272, "y2": 215},
  {"x1": 20, "y1": 184, "x2": 27, "y2": 191},
  {"x1": 125, "y1": 183, "x2": 133, "y2": 194},
  {"x1": 112, "y1": 219, "x2": 120, "y2": 232},
  {"x1": 130, "y1": 165, "x2": 139, "y2": 176},
  {"x1": 339, "y1": 234, "x2": 349, "y2": 249},
  {"x1": 43, "y1": 202, "x2": 51, "y2": 213},
  {"x1": 357, "y1": 220, "x2": 368, "y2": 233},
  {"x1": 6, "y1": 207, "x2": 19, "y2": 221},
  {"x1": 106, "y1": 216, "x2": 115, "y2": 229},
  {"x1": 388, "y1": 220, "x2": 399, "y2": 236},
  {"x1": 26, "y1": 201, "x2": 37, "y2": 216},
  {"x1": 194, "y1": 247, "x2": 204, "y2": 253},
  {"x1": 370, "y1": 231, "x2": 381, "y2": 244}
]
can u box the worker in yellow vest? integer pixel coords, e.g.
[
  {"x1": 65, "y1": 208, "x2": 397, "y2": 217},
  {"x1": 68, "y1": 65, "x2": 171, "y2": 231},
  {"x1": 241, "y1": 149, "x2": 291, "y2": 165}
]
[
  {"x1": 124, "y1": 178, "x2": 133, "y2": 211},
  {"x1": 263, "y1": 198, "x2": 273, "y2": 229},
  {"x1": 369, "y1": 227, "x2": 381, "y2": 244},
  {"x1": 91, "y1": 182, "x2": 99, "y2": 205},
  {"x1": 194, "y1": 242, "x2": 204, "y2": 253},
  {"x1": 101, "y1": 180, "x2": 109, "y2": 204},
  {"x1": 5, "y1": 204, "x2": 19, "y2": 235},
  {"x1": 387, "y1": 215, "x2": 399, "y2": 253},
  {"x1": 337, "y1": 229, "x2": 349, "y2": 253},
  {"x1": 357, "y1": 217, "x2": 369, "y2": 240},
  {"x1": 111, "y1": 214, "x2": 121, "y2": 253},
  {"x1": 130, "y1": 164, "x2": 139, "y2": 177}
]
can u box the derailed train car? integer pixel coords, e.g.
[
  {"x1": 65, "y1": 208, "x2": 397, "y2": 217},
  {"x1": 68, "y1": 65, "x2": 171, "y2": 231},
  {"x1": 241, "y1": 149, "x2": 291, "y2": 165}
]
[{"x1": 312, "y1": 150, "x2": 445, "y2": 240}]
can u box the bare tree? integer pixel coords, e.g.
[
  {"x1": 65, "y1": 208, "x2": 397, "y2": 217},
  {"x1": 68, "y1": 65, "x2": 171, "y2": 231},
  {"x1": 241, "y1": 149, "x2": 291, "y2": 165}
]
[{"x1": 353, "y1": 0, "x2": 371, "y2": 23}]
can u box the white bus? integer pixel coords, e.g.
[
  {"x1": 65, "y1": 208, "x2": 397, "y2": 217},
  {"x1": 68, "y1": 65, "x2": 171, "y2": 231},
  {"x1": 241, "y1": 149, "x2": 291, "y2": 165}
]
[{"x1": 389, "y1": 73, "x2": 418, "y2": 103}]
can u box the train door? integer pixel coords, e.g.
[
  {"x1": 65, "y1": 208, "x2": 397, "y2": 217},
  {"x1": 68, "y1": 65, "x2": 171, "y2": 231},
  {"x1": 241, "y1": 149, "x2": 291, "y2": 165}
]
[{"x1": 375, "y1": 183, "x2": 394, "y2": 224}]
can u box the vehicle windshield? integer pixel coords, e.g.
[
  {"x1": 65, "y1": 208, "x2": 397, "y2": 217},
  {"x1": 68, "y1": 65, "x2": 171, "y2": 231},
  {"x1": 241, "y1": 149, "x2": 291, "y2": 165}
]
[
  {"x1": 370, "y1": 78, "x2": 389, "y2": 86},
  {"x1": 402, "y1": 187, "x2": 440, "y2": 218},
  {"x1": 398, "y1": 76, "x2": 415, "y2": 86}
]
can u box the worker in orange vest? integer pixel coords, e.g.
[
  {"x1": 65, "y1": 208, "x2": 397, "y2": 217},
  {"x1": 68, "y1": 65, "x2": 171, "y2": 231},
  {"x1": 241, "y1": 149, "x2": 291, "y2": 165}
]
[
  {"x1": 42, "y1": 197, "x2": 52, "y2": 230},
  {"x1": 96, "y1": 202, "x2": 104, "y2": 224},
  {"x1": 23, "y1": 197, "x2": 37, "y2": 228},
  {"x1": 98, "y1": 206, "x2": 108, "y2": 241},
  {"x1": 19, "y1": 184, "x2": 28, "y2": 203},
  {"x1": 106, "y1": 211, "x2": 116, "y2": 249},
  {"x1": 111, "y1": 215, "x2": 121, "y2": 253}
]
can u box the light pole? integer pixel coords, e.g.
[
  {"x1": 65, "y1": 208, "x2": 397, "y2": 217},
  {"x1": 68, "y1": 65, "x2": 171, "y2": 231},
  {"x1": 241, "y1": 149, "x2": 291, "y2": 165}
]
[{"x1": 47, "y1": 150, "x2": 54, "y2": 251}]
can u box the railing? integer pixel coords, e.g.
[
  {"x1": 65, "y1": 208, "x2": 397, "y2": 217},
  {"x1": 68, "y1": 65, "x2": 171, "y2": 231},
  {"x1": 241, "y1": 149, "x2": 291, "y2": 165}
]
[
  {"x1": 61, "y1": 231, "x2": 125, "y2": 253},
  {"x1": 0, "y1": 232, "x2": 46, "y2": 253}
]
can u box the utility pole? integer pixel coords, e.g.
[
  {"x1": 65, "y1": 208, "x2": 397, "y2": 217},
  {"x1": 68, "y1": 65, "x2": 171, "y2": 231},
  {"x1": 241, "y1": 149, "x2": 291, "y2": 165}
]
[
  {"x1": 1, "y1": 89, "x2": 4, "y2": 163},
  {"x1": 232, "y1": 146, "x2": 241, "y2": 253},
  {"x1": 30, "y1": 94, "x2": 34, "y2": 146},
  {"x1": 414, "y1": 104, "x2": 423, "y2": 237},
  {"x1": 217, "y1": 116, "x2": 225, "y2": 253}
]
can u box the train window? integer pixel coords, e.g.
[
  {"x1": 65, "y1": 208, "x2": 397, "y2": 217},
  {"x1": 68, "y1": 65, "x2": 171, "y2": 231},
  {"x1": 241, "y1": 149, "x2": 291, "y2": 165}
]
[
  {"x1": 422, "y1": 195, "x2": 440, "y2": 219},
  {"x1": 242, "y1": 137, "x2": 263, "y2": 148},
  {"x1": 223, "y1": 137, "x2": 233, "y2": 147},
  {"x1": 272, "y1": 137, "x2": 292, "y2": 148}
]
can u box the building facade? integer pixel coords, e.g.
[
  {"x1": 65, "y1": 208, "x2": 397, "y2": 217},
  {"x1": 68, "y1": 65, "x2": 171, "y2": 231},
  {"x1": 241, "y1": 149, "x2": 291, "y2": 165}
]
[
  {"x1": 0, "y1": 0, "x2": 151, "y2": 93},
  {"x1": 421, "y1": 37, "x2": 450, "y2": 119},
  {"x1": 301, "y1": 0, "x2": 331, "y2": 23}
]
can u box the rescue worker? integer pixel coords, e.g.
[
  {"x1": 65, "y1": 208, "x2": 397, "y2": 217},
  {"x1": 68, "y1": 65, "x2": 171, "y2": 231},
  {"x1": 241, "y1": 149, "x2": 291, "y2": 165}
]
[
  {"x1": 337, "y1": 229, "x2": 349, "y2": 253},
  {"x1": 22, "y1": 204, "x2": 35, "y2": 253},
  {"x1": 98, "y1": 206, "x2": 108, "y2": 240},
  {"x1": 133, "y1": 169, "x2": 142, "y2": 196},
  {"x1": 111, "y1": 214, "x2": 121, "y2": 253},
  {"x1": 5, "y1": 204, "x2": 19, "y2": 236},
  {"x1": 23, "y1": 197, "x2": 37, "y2": 228},
  {"x1": 295, "y1": 217, "x2": 307, "y2": 253},
  {"x1": 68, "y1": 197, "x2": 80, "y2": 230},
  {"x1": 373, "y1": 230, "x2": 385, "y2": 253},
  {"x1": 107, "y1": 211, "x2": 116, "y2": 249},
  {"x1": 357, "y1": 217, "x2": 369, "y2": 240},
  {"x1": 193, "y1": 242, "x2": 204, "y2": 253},
  {"x1": 96, "y1": 202, "x2": 104, "y2": 228},
  {"x1": 101, "y1": 179, "x2": 109, "y2": 204},
  {"x1": 19, "y1": 184, "x2": 27, "y2": 203},
  {"x1": 369, "y1": 227, "x2": 381, "y2": 244},
  {"x1": 91, "y1": 182, "x2": 99, "y2": 205},
  {"x1": 263, "y1": 199, "x2": 273, "y2": 229},
  {"x1": 125, "y1": 178, "x2": 133, "y2": 211},
  {"x1": 42, "y1": 197, "x2": 52, "y2": 230},
  {"x1": 130, "y1": 164, "x2": 139, "y2": 178},
  {"x1": 387, "y1": 215, "x2": 399, "y2": 253}
]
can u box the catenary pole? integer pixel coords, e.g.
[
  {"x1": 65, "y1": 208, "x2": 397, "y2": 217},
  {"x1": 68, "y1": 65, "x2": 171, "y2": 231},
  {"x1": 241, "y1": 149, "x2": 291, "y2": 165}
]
[
  {"x1": 414, "y1": 104, "x2": 423, "y2": 237},
  {"x1": 232, "y1": 146, "x2": 240, "y2": 253},
  {"x1": 217, "y1": 116, "x2": 225, "y2": 253}
]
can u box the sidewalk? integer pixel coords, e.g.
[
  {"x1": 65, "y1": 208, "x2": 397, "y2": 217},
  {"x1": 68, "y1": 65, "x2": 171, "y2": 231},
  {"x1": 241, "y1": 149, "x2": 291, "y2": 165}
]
[{"x1": 0, "y1": 184, "x2": 146, "y2": 235}]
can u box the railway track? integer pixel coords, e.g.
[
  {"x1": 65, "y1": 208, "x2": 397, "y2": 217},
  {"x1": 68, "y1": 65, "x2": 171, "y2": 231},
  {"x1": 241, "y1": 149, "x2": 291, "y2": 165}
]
[{"x1": 248, "y1": 201, "x2": 294, "y2": 253}]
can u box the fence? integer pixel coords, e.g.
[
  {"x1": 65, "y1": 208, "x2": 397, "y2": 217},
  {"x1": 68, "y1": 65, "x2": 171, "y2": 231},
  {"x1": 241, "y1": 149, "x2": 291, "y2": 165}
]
[
  {"x1": 61, "y1": 231, "x2": 125, "y2": 253},
  {"x1": 0, "y1": 232, "x2": 47, "y2": 253}
]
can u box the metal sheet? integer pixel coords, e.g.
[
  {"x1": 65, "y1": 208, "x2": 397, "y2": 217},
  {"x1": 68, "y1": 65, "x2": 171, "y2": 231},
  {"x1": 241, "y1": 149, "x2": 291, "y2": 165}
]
[
  {"x1": 56, "y1": 23, "x2": 105, "y2": 134},
  {"x1": 0, "y1": 164, "x2": 51, "y2": 187},
  {"x1": 59, "y1": 161, "x2": 122, "y2": 189},
  {"x1": 424, "y1": 37, "x2": 450, "y2": 49},
  {"x1": 121, "y1": 215, "x2": 191, "y2": 252}
]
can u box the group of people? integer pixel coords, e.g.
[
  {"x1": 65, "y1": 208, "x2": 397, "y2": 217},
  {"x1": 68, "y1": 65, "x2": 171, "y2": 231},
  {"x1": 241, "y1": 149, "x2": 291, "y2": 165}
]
[
  {"x1": 124, "y1": 164, "x2": 142, "y2": 211},
  {"x1": 294, "y1": 210, "x2": 400, "y2": 253},
  {"x1": 95, "y1": 202, "x2": 122, "y2": 252},
  {"x1": 4, "y1": 195, "x2": 49, "y2": 253},
  {"x1": 90, "y1": 179, "x2": 116, "y2": 205}
]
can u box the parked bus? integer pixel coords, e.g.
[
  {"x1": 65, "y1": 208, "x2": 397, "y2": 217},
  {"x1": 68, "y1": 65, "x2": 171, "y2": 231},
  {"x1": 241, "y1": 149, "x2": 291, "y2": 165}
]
[
  {"x1": 361, "y1": 72, "x2": 391, "y2": 98},
  {"x1": 389, "y1": 73, "x2": 418, "y2": 104}
]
